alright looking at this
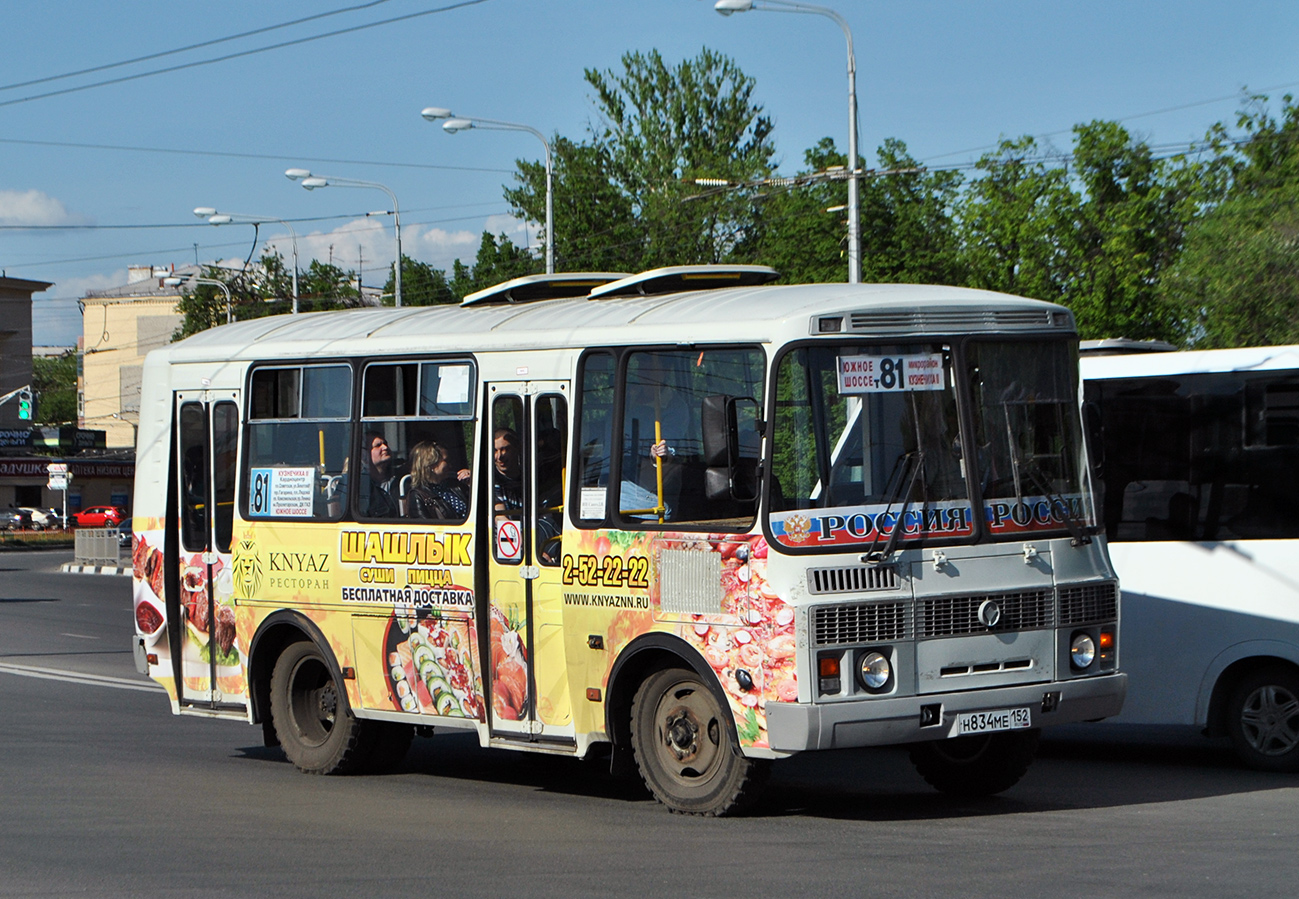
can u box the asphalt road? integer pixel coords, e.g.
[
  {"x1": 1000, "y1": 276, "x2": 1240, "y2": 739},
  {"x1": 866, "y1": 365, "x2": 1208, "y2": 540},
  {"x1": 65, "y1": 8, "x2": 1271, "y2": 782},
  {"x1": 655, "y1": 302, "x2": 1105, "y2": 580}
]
[{"x1": 2, "y1": 549, "x2": 1297, "y2": 898}]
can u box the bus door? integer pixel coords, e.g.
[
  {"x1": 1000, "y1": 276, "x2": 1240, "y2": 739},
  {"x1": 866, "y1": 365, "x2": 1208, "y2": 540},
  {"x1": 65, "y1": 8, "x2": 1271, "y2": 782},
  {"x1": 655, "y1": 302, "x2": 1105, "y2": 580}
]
[
  {"x1": 484, "y1": 382, "x2": 574, "y2": 743},
  {"x1": 172, "y1": 389, "x2": 243, "y2": 710}
]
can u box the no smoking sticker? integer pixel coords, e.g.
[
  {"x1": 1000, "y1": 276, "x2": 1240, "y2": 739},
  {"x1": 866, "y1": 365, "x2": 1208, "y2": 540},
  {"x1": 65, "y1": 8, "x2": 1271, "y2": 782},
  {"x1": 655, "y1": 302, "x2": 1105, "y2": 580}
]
[{"x1": 496, "y1": 518, "x2": 523, "y2": 561}]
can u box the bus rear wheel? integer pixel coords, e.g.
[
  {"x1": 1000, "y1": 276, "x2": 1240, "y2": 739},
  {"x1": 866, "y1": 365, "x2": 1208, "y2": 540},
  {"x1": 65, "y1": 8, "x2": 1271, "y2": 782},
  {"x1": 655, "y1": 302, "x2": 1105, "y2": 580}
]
[
  {"x1": 270, "y1": 641, "x2": 371, "y2": 775},
  {"x1": 909, "y1": 729, "x2": 1039, "y2": 798},
  {"x1": 630, "y1": 667, "x2": 768, "y2": 816},
  {"x1": 1227, "y1": 666, "x2": 1299, "y2": 772}
]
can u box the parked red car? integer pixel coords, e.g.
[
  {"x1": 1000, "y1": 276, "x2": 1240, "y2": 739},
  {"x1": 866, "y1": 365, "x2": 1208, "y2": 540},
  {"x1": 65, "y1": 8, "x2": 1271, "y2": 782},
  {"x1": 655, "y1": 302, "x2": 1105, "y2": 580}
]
[{"x1": 72, "y1": 506, "x2": 125, "y2": 527}]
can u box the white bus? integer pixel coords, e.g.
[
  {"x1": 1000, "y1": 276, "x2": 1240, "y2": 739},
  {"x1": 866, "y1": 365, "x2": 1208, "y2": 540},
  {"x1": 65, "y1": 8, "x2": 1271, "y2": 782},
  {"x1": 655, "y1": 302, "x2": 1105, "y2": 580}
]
[
  {"x1": 1082, "y1": 343, "x2": 1299, "y2": 771},
  {"x1": 130, "y1": 265, "x2": 1125, "y2": 815}
]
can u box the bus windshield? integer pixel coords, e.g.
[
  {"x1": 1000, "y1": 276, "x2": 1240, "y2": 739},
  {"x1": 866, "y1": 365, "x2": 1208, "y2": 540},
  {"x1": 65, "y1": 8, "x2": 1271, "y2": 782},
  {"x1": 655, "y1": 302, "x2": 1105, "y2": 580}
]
[{"x1": 768, "y1": 338, "x2": 1091, "y2": 550}]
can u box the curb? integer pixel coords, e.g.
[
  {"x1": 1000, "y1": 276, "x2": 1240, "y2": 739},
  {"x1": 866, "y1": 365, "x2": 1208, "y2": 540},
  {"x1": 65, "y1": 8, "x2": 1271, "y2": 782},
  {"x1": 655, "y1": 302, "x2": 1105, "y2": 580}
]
[{"x1": 61, "y1": 563, "x2": 133, "y2": 577}]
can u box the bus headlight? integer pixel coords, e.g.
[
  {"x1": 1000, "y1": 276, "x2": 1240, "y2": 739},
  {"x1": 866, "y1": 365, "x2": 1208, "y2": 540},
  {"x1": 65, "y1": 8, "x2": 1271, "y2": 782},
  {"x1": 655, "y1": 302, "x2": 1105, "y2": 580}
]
[
  {"x1": 1070, "y1": 633, "x2": 1096, "y2": 669},
  {"x1": 858, "y1": 651, "x2": 892, "y2": 692}
]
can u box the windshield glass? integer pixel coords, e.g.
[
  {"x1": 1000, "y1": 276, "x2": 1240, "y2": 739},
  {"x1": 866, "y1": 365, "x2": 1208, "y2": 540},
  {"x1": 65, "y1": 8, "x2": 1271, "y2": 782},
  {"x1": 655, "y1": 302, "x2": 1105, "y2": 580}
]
[
  {"x1": 769, "y1": 343, "x2": 973, "y2": 550},
  {"x1": 967, "y1": 339, "x2": 1094, "y2": 536}
]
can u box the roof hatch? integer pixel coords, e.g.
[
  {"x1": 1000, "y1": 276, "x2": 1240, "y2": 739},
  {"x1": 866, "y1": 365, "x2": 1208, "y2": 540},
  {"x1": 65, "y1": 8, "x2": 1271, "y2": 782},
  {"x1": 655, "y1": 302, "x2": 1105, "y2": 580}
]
[
  {"x1": 587, "y1": 264, "x2": 779, "y2": 300},
  {"x1": 460, "y1": 272, "x2": 629, "y2": 307}
]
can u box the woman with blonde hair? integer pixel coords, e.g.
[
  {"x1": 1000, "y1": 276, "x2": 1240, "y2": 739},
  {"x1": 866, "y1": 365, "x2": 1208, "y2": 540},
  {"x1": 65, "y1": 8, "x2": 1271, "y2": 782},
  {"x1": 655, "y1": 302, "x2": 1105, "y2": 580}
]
[{"x1": 406, "y1": 441, "x2": 469, "y2": 520}]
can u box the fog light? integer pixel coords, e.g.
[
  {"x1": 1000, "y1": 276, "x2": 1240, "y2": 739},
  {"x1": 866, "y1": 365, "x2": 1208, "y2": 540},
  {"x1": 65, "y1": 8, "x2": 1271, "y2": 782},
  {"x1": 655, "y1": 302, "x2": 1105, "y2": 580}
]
[
  {"x1": 859, "y1": 651, "x2": 891, "y2": 690},
  {"x1": 1071, "y1": 633, "x2": 1096, "y2": 669}
]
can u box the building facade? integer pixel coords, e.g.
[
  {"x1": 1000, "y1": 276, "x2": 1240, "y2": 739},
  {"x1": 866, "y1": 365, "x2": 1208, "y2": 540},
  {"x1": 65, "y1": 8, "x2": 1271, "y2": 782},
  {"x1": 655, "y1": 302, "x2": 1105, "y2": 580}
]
[{"x1": 81, "y1": 265, "x2": 186, "y2": 449}]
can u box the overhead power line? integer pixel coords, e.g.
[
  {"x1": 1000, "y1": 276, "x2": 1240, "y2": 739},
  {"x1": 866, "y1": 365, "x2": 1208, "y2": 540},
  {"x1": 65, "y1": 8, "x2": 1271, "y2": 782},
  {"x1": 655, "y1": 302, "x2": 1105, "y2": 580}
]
[
  {"x1": 0, "y1": 0, "x2": 493, "y2": 110},
  {"x1": 0, "y1": 0, "x2": 395, "y2": 93}
]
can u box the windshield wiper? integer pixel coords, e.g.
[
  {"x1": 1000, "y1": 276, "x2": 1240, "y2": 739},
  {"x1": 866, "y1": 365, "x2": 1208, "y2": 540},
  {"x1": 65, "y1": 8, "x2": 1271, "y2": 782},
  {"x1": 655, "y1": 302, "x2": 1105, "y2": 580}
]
[
  {"x1": 862, "y1": 450, "x2": 924, "y2": 565},
  {"x1": 1020, "y1": 458, "x2": 1092, "y2": 547}
]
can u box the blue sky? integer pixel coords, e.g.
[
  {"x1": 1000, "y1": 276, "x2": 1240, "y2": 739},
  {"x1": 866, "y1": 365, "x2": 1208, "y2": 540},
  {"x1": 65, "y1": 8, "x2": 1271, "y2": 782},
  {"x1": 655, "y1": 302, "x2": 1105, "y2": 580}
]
[{"x1": 3, "y1": 0, "x2": 1298, "y2": 346}]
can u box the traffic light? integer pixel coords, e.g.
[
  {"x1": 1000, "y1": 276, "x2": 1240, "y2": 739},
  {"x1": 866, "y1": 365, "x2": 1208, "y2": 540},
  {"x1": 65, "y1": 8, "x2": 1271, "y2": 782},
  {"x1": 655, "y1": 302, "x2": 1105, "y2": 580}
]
[{"x1": 17, "y1": 389, "x2": 32, "y2": 421}]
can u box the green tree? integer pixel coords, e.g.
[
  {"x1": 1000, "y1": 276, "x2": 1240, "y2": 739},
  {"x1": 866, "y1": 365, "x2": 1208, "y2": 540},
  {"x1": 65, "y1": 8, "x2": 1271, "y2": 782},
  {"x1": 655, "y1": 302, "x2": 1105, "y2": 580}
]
[
  {"x1": 508, "y1": 48, "x2": 776, "y2": 271},
  {"x1": 506, "y1": 137, "x2": 641, "y2": 273},
  {"x1": 858, "y1": 138, "x2": 965, "y2": 285},
  {"x1": 958, "y1": 135, "x2": 1079, "y2": 301},
  {"x1": 449, "y1": 232, "x2": 539, "y2": 299},
  {"x1": 749, "y1": 137, "x2": 850, "y2": 283},
  {"x1": 1161, "y1": 97, "x2": 1299, "y2": 346},
  {"x1": 383, "y1": 254, "x2": 455, "y2": 306},
  {"x1": 1064, "y1": 120, "x2": 1197, "y2": 340},
  {"x1": 31, "y1": 351, "x2": 77, "y2": 424}
]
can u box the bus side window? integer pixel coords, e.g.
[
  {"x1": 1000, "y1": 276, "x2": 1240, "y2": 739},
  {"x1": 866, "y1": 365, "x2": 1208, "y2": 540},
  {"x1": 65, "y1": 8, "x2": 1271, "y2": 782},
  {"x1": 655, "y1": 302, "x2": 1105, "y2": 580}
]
[
  {"x1": 245, "y1": 364, "x2": 352, "y2": 522},
  {"x1": 575, "y1": 352, "x2": 615, "y2": 524},
  {"x1": 359, "y1": 359, "x2": 476, "y2": 523},
  {"x1": 536, "y1": 394, "x2": 567, "y2": 566}
]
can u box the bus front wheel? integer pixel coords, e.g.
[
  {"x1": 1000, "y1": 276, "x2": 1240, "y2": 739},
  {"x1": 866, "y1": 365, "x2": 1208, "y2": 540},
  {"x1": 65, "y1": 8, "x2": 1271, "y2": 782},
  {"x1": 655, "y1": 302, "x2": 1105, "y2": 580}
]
[
  {"x1": 909, "y1": 729, "x2": 1039, "y2": 798},
  {"x1": 1227, "y1": 666, "x2": 1299, "y2": 772},
  {"x1": 270, "y1": 640, "x2": 371, "y2": 775},
  {"x1": 630, "y1": 667, "x2": 768, "y2": 816}
]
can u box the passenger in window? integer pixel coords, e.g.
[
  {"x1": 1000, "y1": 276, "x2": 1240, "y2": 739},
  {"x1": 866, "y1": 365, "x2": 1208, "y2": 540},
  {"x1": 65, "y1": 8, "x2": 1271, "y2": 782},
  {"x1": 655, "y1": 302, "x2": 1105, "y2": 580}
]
[
  {"x1": 364, "y1": 432, "x2": 402, "y2": 518},
  {"x1": 493, "y1": 427, "x2": 523, "y2": 511},
  {"x1": 406, "y1": 441, "x2": 469, "y2": 520}
]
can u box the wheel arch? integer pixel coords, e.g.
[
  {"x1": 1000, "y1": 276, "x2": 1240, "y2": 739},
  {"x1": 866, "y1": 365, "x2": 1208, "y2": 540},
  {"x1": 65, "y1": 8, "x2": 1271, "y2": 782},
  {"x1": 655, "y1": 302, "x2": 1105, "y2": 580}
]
[
  {"x1": 604, "y1": 633, "x2": 742, "y2": 772},
  {"x1": 1201, "y1": 644, "x2": 1299, "y2": 738},
  {"x1": 247, "y1": 610, "x2": 348, "y2": 732}
]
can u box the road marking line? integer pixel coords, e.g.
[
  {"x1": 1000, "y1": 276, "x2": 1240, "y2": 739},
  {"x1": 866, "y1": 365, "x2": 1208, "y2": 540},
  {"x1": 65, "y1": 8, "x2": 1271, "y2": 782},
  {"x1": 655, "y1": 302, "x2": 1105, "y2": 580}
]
[
  {"x1": 60, "y1": 633, "x2": 101, "y2": 640},
  {"x1": 0, "y1": 661, "x2": 164, "y2": 693}
]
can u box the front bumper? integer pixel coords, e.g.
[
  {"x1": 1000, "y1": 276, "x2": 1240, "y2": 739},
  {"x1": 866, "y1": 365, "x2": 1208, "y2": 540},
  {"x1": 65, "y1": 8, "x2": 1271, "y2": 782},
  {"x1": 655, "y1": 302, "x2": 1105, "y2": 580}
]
[{"x1": 765, "y1": 673, "x2": 1127, "y2": 752}]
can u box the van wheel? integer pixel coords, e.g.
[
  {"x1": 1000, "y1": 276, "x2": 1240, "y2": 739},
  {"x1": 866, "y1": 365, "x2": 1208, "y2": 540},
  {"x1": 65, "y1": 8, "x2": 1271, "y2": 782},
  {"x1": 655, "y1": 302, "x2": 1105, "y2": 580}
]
[
  {"x1": 1227, "y1": 666, "x2": 1299, "y2": 772},
  {"x1": 270, "y1": 641, "x2": 369, "y2": 774},
  {"x1": 909, "y1": 729, "x2": 1039, "y2": 798},
  {"x1": 630, "y1": 667, "x2": 768, "y2": 816}
]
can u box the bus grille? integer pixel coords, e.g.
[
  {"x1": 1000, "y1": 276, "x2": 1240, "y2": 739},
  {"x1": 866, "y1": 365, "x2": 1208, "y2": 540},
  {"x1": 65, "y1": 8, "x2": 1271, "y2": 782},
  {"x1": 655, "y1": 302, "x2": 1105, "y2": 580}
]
[
  {"x1": 807, "y1": 565, "x2": 899, "y2": 594},
  {"x1": 812, "y1": 601, "x2": 908, "y2": 646},
  {"x1": 918, "y1": 589, "x2": 1054, "y2": 637},
  {"x1": 847, "y1": 309, "x2": 1069, "y2": 334},
  {"x1": 1058, "y1": 582, "x2": 1118, "y2": 625}
]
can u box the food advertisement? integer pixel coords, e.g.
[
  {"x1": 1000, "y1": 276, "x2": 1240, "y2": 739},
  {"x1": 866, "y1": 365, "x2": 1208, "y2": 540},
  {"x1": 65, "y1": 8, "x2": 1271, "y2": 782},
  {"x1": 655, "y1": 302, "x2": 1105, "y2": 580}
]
[
  {"x1": 132, "y1": 520, "x2": 245, "y2": 702},
  {"x1": 383, "y1": 606, "x2": 482, "y2": 719},
  {"x1": 561, "y1": 528, "x2": 796, "y2": 750}
]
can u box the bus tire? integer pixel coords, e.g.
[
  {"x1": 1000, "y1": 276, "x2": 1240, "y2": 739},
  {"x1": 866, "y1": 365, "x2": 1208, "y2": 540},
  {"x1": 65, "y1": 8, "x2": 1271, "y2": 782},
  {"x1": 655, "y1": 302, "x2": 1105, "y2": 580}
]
[
  {"x1": 908, "y1": 729, "x2": 1039, "y2": 798},
  {"x1": 630, "y1": 667, "x2": 768, "y2": 816},
  {"x1": 270, "y1": 640, "x2": 370, "y2": 775},
  {"x1": 1227, "y1": 666, "x2": 1299, "y2": 772}
]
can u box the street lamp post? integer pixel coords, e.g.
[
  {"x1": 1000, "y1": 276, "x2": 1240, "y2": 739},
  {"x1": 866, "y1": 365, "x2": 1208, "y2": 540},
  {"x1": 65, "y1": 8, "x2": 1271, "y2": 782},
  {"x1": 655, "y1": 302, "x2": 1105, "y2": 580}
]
[
  {"x1": 165, "y1": 275, "x2": 234, "y2": 325},
  {"x1": 714, "y1": 0, "x2": 860, "y2": 284},
  {"x1": 421, "y1": 107, "x2": 553, "y2": 275},
  {"x1": 285, "y1": 170, "x2": 403, "y2": 307},
  {"x1": 193, "y1": 208, "x2": 300, "y2": 313}
]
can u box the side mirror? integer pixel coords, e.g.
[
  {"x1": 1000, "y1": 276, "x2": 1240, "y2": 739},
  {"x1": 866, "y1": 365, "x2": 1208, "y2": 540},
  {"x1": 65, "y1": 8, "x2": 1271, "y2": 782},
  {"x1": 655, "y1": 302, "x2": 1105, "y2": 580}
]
[{"x1": 701, "y1": 395, "x2": 761, "y2": 505}]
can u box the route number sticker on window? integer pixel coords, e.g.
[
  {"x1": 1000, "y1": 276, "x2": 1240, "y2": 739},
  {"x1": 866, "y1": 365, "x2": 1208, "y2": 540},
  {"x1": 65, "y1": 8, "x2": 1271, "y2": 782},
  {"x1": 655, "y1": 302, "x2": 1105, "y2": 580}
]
[
  {"x1": 249, "y1": 467, "x2": 315, "y2": 518},
  {"x1": 837, "y1": 353, "x2": 945, "y2": 394}
]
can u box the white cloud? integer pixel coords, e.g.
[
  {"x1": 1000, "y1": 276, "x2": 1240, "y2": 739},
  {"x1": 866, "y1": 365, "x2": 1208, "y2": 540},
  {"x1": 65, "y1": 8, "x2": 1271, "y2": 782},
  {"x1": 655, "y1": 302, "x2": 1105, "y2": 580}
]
[
  {"x1": 0, "y1": 189, "x2": 88, "y2": 226},
  {"x1": 257, "y1": 214, "x2": 543, "y2": 276}
]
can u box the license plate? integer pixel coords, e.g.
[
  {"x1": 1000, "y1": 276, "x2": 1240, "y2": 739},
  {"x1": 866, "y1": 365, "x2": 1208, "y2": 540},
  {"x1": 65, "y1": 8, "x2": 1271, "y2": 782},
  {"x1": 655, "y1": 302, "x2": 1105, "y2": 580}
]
[{"x1": 955, "y1": 706, "x2": 1031, "y2": 735}]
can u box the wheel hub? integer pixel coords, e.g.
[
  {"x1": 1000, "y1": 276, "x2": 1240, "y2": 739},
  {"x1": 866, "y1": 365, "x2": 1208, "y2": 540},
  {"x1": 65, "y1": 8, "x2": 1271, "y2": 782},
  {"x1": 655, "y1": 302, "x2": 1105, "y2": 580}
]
[
  {"x1": 664, "y1": 710, "x2": 700, "y2": 762},
  {"x1": 1240, "y1": 685, "x2": 1299, "y2": 756}
]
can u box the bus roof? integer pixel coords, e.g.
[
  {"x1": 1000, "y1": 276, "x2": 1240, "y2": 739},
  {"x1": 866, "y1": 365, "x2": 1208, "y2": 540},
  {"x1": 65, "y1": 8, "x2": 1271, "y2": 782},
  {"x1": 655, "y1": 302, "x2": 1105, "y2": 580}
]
[
  {"x1": 1081, "y1": 344, "x2": 1299, "y2": 379},
  {"x1": 156, "y1": 281, "x2": 1074, "y2": 364}
]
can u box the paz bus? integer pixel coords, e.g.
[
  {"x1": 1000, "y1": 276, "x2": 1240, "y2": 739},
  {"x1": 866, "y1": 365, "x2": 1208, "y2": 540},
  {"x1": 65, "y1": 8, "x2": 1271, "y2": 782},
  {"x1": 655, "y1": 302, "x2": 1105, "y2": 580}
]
[
  {"x1": 130, "y1": 265, "x2": 1125, "y2": 815},
  {"x1": 1082, "y1": 341, "x2": 1299, "y2": 771}
]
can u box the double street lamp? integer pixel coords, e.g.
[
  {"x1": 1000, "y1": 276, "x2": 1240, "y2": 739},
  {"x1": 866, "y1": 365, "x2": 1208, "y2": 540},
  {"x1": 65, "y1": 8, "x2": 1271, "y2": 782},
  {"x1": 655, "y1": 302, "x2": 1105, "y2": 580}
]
[
  {"x1": 285, "y1": 169, "x2": 404, "y2": 307},
  {"x1": 193, "y1": 208, "x2": 300, "y2": 313},
  {"x1": 714, "y1": 0, "x2": 861, "y2": 284},
  {"x1": 165, "y1": 274, "x2": 234, "y2": 325},
  {"x1": 421, "y1": 107, "x2": 554, "y2": 274}
]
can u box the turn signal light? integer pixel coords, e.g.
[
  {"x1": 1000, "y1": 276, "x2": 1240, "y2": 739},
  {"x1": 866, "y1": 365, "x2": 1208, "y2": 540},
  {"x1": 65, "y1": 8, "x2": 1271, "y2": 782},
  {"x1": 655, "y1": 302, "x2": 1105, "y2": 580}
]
[
  {"x1": 1098, "y1": 630, "x2": 1114, "y2": 650},
  {"x1": 819, "y1": 657, "x2": 840, "y2": 678}
]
